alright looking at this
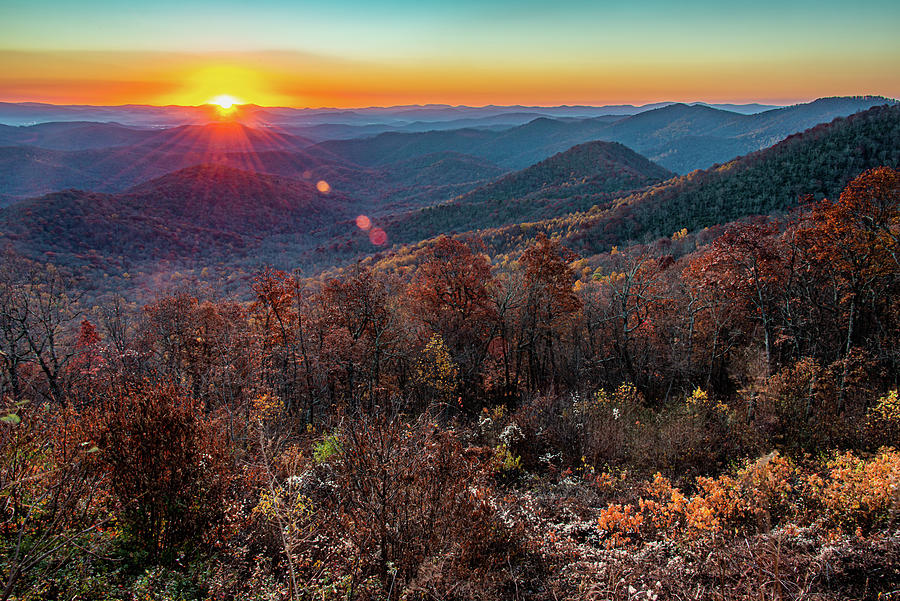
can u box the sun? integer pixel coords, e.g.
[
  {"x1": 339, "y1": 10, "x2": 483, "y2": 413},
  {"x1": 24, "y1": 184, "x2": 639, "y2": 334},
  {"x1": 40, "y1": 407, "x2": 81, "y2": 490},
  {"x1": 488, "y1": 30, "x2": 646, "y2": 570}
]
[{"x1": 208, "y1": 94, "x2": 243, "y2": 111}]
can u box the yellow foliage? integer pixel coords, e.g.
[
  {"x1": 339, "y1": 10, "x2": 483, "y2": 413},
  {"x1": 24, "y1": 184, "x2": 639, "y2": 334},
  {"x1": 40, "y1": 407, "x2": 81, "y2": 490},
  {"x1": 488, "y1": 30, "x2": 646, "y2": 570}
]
[
  {"x1": 592, "y1": 271, "x2": 626, "y2": 286},
  {"x1": 253, "y1": 485, "x2": 315, "y2": 530},
  {"x1": 867, "y1": 390, "x2": 900, "y2": 441},
  {"x1": 492, "y1": 444, "x2": 522, "y2": 476},
  {"x1": 869, "y1": 390, "x2": 900, "y2": 423},
  {"x1": 250, "y1": 394, "x2": 284, "y2": 424},
  {"x1": 414, "y1": 334, "x2": 459, "y2": 402},
  {"x1": 685, "y1": 387, "x2": 729, "y2": 415},
  {"x1": 685, "y1": 387, "x2": 708, "y2": 408},
  {"x1": 588, "y1": 382, "x2": 640, "y2": 410}
]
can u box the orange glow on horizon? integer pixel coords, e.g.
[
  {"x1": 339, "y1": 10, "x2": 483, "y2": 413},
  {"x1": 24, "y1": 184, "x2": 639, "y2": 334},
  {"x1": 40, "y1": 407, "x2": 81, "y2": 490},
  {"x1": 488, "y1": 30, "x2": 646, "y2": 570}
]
[
  {"x1": 158, "y1": 63, "x2": 292, "y2": 107},
  {"x1": 0, "y1": 50, "x2": 897, "y2": 109}
]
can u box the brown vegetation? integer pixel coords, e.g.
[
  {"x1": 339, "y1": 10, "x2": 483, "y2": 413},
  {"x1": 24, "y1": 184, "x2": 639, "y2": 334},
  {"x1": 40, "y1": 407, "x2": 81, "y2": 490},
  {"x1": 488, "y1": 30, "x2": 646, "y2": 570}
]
[{"x1": 1, "y1": 167, "x2": 899, "y2": 600}]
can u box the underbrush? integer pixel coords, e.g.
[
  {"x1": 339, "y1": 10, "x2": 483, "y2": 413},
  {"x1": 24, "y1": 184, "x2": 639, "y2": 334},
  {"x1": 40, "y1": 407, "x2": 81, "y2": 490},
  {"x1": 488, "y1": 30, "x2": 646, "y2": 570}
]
[{"x1": 3, "y1": 389, "x2": 899, "y2": 601}]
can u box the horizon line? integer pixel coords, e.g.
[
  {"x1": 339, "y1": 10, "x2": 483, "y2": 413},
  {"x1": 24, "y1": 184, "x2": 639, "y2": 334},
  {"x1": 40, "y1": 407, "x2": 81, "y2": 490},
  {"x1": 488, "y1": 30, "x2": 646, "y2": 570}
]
[{"x1": 6, "y1": 96, "x2": 895, "y2": 111}]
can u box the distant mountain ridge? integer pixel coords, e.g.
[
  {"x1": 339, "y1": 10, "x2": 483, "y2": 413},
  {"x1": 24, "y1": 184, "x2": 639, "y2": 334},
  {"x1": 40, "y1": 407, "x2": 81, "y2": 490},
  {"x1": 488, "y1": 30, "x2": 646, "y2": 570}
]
[
  {"x1": 0, "y1": 121, "x2": 155, "y2": 150},
  {"x1": 0, "y1": 96, "x2": 892, "y2": 204},
  {"x1": 315, "y1": 96, "x2": 896, "y2": 173},
  {"x1": 0, "y1": 100, "x2": 783, "y2": 127}
]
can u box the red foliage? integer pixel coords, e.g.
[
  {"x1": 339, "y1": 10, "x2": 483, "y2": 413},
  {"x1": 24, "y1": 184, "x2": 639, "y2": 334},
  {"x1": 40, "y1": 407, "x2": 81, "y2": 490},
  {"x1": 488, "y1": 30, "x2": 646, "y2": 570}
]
[
  {"x1": 408, "y1": 236, "x2": 498, "y2": 396},
  {"x1": 92, "y1": 383, "x2": 233, "y2": 562}
]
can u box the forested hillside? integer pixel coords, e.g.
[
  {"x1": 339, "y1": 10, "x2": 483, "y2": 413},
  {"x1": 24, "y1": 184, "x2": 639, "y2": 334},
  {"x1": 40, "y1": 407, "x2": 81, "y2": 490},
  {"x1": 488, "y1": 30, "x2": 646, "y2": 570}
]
[
  {"x1": 2, "y1": 166, "x2": 899, "y2": 600},
  {"x1": 374, "y1": 141, "x2": 673, "y2": 244},
  {"x1": 307, "y1": 104, "x2": 900, "y2": 270},
  {"x1": 0, "y1": 165, "x2": 356, "y2": 272},
  {"x1": 561, "y1": 103, "x2": 900, "y2": 254}
]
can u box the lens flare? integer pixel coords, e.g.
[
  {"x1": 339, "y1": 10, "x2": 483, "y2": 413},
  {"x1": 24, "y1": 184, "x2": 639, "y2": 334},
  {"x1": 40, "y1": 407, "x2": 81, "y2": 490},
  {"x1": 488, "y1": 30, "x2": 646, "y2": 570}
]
[
  {"x1": 369, "y1": 228, "x2": 387, "y2": 246},
  {"x1": 355, "y1": 215, "x2": 372, "y2": 230},
  {"x1": 316, "y1": 180, "x2": 331, "y2": 194}
]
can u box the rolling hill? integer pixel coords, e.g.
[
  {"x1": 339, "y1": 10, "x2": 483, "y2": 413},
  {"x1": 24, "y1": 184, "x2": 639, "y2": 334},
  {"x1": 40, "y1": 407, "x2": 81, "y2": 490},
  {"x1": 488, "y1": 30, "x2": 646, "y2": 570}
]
[
  {"x1": 0, "y1": 121, "x2": 156, "y2": 150},
  {"x1": 0, "y1": 165, "x2": 355, "y2": 272},
  {"x1": 124, "y1": 164, "x2": 352, "y2": 233},
  {"x1": 315, "y1": 140, "x2": 675, "y2": 253},
  {"x1": 457, "y1": 140, "x2": 673, "y2": 204}
]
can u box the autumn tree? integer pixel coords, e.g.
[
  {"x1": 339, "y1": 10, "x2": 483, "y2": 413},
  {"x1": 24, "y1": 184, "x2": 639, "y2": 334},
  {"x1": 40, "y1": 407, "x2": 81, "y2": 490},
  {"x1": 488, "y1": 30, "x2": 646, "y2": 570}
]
[
  {"x1": 318, "y1": 266, "x2": 401, "y2": 409},
  {"x1": 0, "y1": 252, "x2": 31, "y2": 402},
  {"x1": 794, "y1": 167, "x2": 900, "y2": 406},
  {"x1": 407, "y1": 236, "x2": 497, "y2": 399},
  {"x1": 582, "y1": 250, "x2": 675, "y2": 397},
  {"x1": 66, "y1": 319, "x2": 106, "y2": 406},
  {"x1": 412, "y1": 333, "x2": 459, "y2": 413},
  {"x1": 688, "y1": 219, "x2": 787, "y2": 375},
  {"x1": 516, "y1": 234, "x2": 581, "y2": 393},
  {"x1": 0, "y1": 253, "x2": 81, "y2": 404},
  {"x1": 141, "y1": 292, "x2": 250, "y2": 409},
  {"x1": 250, "y1": 268, "x2": 304, "y2": 414},
  {"x1": 679, "y1": 256, "x2": 744, "y2": 395}
]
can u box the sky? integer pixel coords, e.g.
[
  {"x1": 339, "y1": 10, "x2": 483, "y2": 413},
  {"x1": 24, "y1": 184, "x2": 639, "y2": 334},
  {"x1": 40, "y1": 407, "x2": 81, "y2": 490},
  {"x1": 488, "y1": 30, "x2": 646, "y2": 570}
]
[{"x1": 1, "y1": 0, "x2": 899, "y2": 107}]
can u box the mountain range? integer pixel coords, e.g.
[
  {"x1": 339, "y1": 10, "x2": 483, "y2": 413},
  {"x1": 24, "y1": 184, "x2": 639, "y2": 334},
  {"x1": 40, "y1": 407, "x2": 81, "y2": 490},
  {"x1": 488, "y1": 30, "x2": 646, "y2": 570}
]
[
  {"x1": 0, "y1": 96, "x2": 897, "y2": 299},
  {"x1": 315, "y1": 96, "x2": 894, "y2": 173},
  {"x1": 0, "y1": 100, "x2": 780, "y2": 128},
  {"x1": 0, "y1": 96, "x2": 893, "y2": 202}
]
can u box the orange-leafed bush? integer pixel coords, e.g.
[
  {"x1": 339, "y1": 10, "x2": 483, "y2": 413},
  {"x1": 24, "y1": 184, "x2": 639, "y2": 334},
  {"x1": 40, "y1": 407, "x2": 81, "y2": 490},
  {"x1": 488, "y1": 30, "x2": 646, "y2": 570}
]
[
  {"x1": 811, "y1": 447, "x2": 900, "y2": 533},
  {"x1": 735, "y1": 452, "x2": 798, "y2": 527},
  {"x1": 597, "y1": 452, "x2": 811, "y2": 546},
  {"x1": 596, "y1": 448, "x2": 900, "y2": 548},
  {"x1": 597, "y1": 503, "x2": 644, "y2": 547},
  {"x1": 92, "y1": 383, "x2": 233, "y2": 563}
]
